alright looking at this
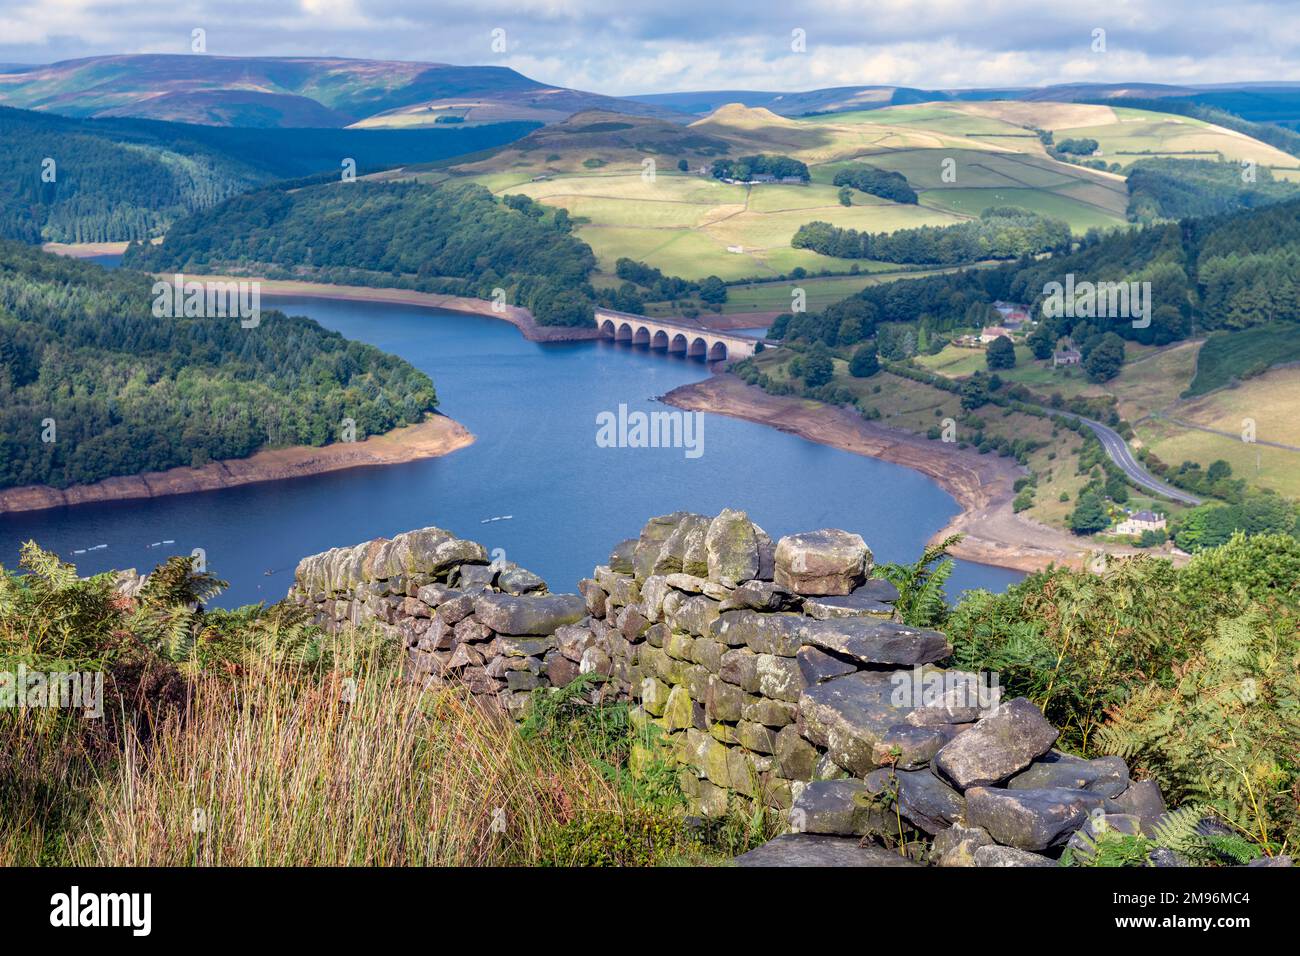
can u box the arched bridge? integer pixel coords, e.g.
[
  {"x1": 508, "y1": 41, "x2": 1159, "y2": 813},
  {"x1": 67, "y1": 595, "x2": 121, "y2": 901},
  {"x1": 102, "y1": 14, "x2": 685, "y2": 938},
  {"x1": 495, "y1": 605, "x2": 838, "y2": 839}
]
[{"x1": 596, "y1": 308, "x2": 763, "y2": 363}]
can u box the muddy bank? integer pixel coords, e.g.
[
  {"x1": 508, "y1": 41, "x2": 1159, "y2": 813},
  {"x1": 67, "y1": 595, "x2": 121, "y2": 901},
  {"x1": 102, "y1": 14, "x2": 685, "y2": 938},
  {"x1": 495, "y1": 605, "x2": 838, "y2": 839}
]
[
  {"x1": 0, "y1": 416, "x2": 474, "y2": 516},
  {"x1": 42, "y1": 240, "x2": 132, "y2": 258},
  {"x1": 662, "y1": 374, "x2": 1134, "y2": 575}
]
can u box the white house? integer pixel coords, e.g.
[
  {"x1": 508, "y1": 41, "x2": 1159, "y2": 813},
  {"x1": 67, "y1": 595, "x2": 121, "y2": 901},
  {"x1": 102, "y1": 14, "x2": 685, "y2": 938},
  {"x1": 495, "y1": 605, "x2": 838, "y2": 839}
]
[{"x1": 1114, "y1": 510, "x2": 1167, "y2": 536}]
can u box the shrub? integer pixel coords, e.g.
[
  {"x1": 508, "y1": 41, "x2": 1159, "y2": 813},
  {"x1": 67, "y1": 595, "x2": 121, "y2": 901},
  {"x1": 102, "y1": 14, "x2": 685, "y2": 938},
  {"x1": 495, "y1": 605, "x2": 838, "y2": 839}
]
[
  {"x1": 849, "y1": 343, "x2": 880, "y2": 377},
  {"x1": 1097, "y1": 607, "x2": 1299, "y2": 852},
  {"x1": 944, "y1": 538, "x2": 1300, "y2": 856}
]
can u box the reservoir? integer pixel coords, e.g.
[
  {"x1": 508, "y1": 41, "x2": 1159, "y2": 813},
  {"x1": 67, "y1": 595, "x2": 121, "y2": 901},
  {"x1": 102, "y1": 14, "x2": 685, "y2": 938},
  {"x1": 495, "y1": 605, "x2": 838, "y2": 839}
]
[{"x1": 0, "y1": 291, "x2": 1022, "y2": 606}]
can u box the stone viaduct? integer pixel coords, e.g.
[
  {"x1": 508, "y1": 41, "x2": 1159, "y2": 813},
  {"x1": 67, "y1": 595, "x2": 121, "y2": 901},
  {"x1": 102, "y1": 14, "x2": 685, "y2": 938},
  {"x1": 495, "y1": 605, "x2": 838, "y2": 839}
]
[{"x1": 595, "y1": 308, "x2": 763, "y2": 362}]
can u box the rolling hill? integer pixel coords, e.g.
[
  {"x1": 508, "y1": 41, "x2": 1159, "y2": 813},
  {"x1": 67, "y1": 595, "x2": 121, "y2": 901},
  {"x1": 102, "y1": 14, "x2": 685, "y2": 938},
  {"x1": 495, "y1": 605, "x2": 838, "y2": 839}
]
[
  {"x1": 631, "y1": 80, "x2": 1300, "y2": 120},
  {"x1": 393, "y1": 98, "x2": 1300, "y2": 285},
  {"x1": 421, "y1": 103, "x2": 1139, "y2": 280},
  {"x1": 0, "y1": 55, "x2": 684, "y2": 129},
  {"x1": 0, "y1": 104, "x2": 538, "y2": 243},
  {"x1": 626, "y1": 85, "x2": 966, "y2": 117}
]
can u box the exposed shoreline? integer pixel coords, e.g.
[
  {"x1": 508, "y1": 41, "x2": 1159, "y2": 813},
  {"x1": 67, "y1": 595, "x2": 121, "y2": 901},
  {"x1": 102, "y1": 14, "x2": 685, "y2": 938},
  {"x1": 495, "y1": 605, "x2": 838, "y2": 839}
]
[
  {"x1": 23, "y1": 255, "x2": 1127, "y2": 570},
  {"x1": 661, "y1": 373, "x2": 1145, "y2": 574},
  {"x1": 188, "y1": 274, "x2": 604, "y2": 343},
  {"x1": 0, "y1": 416, "x2": 474, "y2": 517}
]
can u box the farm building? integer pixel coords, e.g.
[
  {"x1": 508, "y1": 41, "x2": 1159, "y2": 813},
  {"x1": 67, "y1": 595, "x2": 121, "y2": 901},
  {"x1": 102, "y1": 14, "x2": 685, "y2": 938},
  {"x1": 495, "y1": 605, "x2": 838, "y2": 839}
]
[
  {"x1": 993, "y1": 301, "x2": 1032, "y2": 329},
  {"x1": 979, "y1": 325, "x2": 1016, "y2": 343},
  {"x1": 1053, "y1": 338, "x2": 1083, "y2": 367}
]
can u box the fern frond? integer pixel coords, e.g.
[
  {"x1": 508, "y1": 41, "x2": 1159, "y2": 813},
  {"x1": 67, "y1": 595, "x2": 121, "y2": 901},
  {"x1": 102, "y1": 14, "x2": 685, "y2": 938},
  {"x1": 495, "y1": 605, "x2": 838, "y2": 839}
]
[{"x1": 1149, "y1": 805, "x2": 1207, "y2": 853}]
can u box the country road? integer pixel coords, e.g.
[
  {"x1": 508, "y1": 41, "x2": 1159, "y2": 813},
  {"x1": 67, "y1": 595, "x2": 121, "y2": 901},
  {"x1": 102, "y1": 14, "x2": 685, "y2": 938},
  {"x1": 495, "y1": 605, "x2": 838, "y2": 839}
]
[{"x1": 1074, "y1": 417, "x2": 1204, "y2": 506}]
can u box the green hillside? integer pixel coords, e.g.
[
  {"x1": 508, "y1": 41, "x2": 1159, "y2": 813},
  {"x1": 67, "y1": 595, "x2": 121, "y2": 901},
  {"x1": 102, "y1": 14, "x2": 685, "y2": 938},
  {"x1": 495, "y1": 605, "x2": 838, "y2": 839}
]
[
  {"x1": 0, "y1": 105, "x2": 537, "y2": 243},
  {"x1": 443, "y1": 102, "x2": 1148, "y2": 280},
  {"x1": 122, "y1": 180, "x2": 599, "y2": 327},
  {"x1": 0, "y1": 241, "x2": 438, "y2": 490},
  {"x1": 1186, "y1": 324, "x2": 1300, "y2": 396}
]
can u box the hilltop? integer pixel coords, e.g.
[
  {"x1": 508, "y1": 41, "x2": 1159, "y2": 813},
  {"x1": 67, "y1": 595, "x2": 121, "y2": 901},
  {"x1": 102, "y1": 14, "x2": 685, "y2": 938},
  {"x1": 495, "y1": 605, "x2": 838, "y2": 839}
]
[{"x1": 0, "y1": 54, "x2": 684, "y2": 129}]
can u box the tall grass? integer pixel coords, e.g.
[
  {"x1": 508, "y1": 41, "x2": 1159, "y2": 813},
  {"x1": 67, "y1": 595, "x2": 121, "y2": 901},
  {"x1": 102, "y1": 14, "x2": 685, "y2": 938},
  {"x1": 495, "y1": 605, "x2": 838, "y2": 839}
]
[
  {"x1": 1, "y1": 547, "x2": 769, "y2": 867},
  {"x1": 65, "y1": 652, "x2": 627, "y2": 866},
  {"x1": 0, "y1": 709, "x2": 100, "y2": 866}
]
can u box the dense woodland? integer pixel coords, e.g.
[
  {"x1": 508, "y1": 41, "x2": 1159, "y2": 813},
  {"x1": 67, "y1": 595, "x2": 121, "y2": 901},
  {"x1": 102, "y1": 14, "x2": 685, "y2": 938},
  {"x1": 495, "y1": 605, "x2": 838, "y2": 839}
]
[
  {"x1": 1125, "y1": 158, "x2": 1300, "y2": 223},
  {"x1": 776, "y1": 197, "x2": 1300, "y2": 358},
  {"x1": 0, "y1": 107, "x2": 260, "y2": 244},
  {"x1": 599, "y1": 257, "x2": 727, "y2": 313},
  {"x1": 831, "y1": 164, "x2": 918, "y2": 204},
  {"x1": 791, "y1": 207, "x2": 1072, "y2": 265},
  {"x1": 0, "y1": 241, "x2": 438, "y2": 490},
  {"x1": 124, "y1": 181, "x2": 600, "y2": 327},
  {"x1": 0, "y1": 106, "x2": 536, "y2": 245}
]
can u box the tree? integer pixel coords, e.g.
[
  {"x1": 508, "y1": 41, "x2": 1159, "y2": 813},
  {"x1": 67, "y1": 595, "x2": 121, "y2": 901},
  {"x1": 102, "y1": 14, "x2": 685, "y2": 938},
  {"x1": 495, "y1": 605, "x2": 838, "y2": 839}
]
[
  {"x1": 849, "y1": 343, "x2": 880, "y2": 378},
  {"x1": 960, "y1": 374, "x2": 989, "y2": 410},
  {"x1": 803, "y1": 346, "x2": 834, "y2": 388},
  {"x1": 1104, "y1": 472, "x2": 1130, "y2": 504},
  {"x1": 838, "y1": 186, "x2": 853, "y2": 207},
  {"x1": 677, "y1": 159, "x2": 689, "y2": 172},
  {"x1": 1028, "y1": 321, "x2": 1057, "y2": 360},
  {"x1": 1055, "y1": 137, "x2": 1099, "y2": 156},
  {"x1": 698, "y1": 275, "x2": 727, "y2": 306},
  {"x1": 1084, "y1": 332, "x2": 1126, "y2": 382},
  {"x1": 1069, "y1": 491, "x2": 1112, "y2": 535},
  {"x1": 986, "y1": 335, "x2": 1016, "y2": 370}
]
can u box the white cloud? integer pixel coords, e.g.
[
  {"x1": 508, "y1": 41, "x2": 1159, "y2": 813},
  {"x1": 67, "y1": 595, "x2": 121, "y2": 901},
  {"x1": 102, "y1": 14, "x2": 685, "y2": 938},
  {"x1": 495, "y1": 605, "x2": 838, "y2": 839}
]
[{"x1": 0, "y1": 0, "x2": 1298, "y2": 93}]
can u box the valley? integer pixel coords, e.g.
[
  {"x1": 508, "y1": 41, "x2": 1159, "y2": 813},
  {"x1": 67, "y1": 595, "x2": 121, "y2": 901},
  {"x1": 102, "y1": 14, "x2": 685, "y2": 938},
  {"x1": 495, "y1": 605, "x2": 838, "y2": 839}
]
[{"x1": 3, "y1": 6, "x2": 1300, "y2": 885}]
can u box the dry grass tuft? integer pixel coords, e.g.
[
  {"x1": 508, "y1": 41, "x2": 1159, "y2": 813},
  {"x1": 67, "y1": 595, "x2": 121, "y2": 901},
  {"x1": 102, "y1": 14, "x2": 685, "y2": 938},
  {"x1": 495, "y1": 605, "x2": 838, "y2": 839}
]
[{"x1": 66, "y1": 654, "x2": 625, "y2": 866}]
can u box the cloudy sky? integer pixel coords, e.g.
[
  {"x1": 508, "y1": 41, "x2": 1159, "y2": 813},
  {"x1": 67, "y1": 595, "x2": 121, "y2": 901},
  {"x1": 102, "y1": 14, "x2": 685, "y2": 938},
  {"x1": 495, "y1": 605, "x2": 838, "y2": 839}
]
[{"x1": 1, "y1": 0, "x2": 1298, "y2": 94}]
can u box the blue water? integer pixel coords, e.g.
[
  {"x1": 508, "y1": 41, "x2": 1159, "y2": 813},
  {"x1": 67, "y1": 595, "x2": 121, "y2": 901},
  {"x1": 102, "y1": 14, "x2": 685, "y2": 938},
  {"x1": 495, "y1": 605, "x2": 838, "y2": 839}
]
[{"x1": 1, "y1": 293, "x2": 1021, "y2": 607}]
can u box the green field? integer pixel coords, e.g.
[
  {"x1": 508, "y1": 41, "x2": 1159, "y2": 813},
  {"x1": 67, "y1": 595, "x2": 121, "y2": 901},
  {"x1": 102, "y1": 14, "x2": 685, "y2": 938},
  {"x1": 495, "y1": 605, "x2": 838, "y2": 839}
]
[
  {"x1": 434, "y1": 100, "x2": 1288, "y2": 281},
  {"x1": 1139, "y1": 364, "x2": 1300, "y2": 499},
  {"x1": 1064, "y1": 107, "x2": 1299, "y2": 170},
  {"x1": 919, "y1": 186, "x2": 1126, "y2": 231},
  {"x1": 472, "y1": 170, "x2": 964, "y2": 280}
]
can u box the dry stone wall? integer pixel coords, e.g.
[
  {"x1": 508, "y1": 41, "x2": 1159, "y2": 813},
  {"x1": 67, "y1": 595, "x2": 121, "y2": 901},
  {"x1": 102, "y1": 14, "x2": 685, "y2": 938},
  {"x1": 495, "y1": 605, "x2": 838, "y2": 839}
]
[
  {"x1": 288, "y1": 507, "x2": 1189, "y2": 867},
  {"x1": 287, "y1": 526, "x2": 588, "y2": 716}
]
